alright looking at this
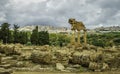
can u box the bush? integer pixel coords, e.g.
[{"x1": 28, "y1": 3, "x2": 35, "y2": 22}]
[
  {"x1": 87, "y1": 32, "x2": 120, "y2": 47},
  {"x1": 49, "y1": 33, "x2": 70, "y2": 46},
  {"x1": 91, "y1": 39, "x2": 105, "y2": 47},
  {"x1": 113, "y1": 38, "x2": 120, "y2": 45},
  {"x1": 26, "y1": 41, "x2": 32, "y2": 46},
  {"x1": 38, "y1": 31, "x2": 49, "y2": 45}
]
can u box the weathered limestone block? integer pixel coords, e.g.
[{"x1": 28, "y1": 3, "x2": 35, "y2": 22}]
[
  {"x1": 89, "y1": 51, "x2": 103, "y2": 62},
  {"x1": 71, "y1": 50, "x2": 104, "y2": 67},
  {"x1": 0, "y1": 68, "x2": 12, "y2": 74},
  {"x1": 103, "y1": 47, "x2": 118, "y2": 53},
  {"x1": 103, "y1": 53, "x2": 120, "y2": 68},
  {"x1": 35, "y1": 45, "x2": 50, "y2": 51},
  {"x1": 0, "y1": 45, "x2": 21, "y2": 55},
  {"x1": 53, "y1": 49, "x2": 71, "y2": 65},
  {"x1": 31, "y1": 50, "x2": 52, "y2": 64},
  {"x1": 89, "y1": 62, "x2": 109, "y2": 71},
  {"x1": 89, "y1": 62, "x2": 101, "y2": 71},
  {"x1": 0, "y1": 45, "x2": 6, "y2": 53},
  {"x1": 101, "y1": 63, "x2": 109, "y2": 71},
  {"x1": 71, "y1": 51, "x2": 91, "y2": 66},
  {"x1": 56, "y1": 63, "x2": 65, "y2": 71}
]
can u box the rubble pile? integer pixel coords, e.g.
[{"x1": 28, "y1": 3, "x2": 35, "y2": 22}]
[
  {"x1": 0, "y1": 44, "x2": 119, "y2": 73},
  {"x1": 31, "y1": 50, "x2": 52, "y2": 64}
]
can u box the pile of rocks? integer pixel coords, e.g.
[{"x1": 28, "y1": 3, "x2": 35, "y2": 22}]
[
  {"x1": 53, "y1": 49, "x2": 70, "y2": 65},
  {"x1": 0, "y1": 44, "x2": 119, "y2": 72},
  {"x1": 70, "y1": 48, "x2": 110, "y2": 71},
  {"x1": 103, "y1": 47, "x2": 120, "y2": 69},
  {"x1": 89, "y1": 62, "x2": 109, "y2": 71},
  {"x1": 0, "y1": 44, "x2": 21, "y2": 55},
  {"x1": 0, "y1": 68, "x2": 12, "y2": 74},
  {"x1": 30, "y1": 50, "x2": 52, "y2": 64}
]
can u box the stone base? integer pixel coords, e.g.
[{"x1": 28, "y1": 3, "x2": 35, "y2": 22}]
[
  {"x1": 0, "y1": 68, "x2": 12, "y2": 74},
  {"x1": 75, "y1": 43, "x2": 82, "y2": 47}
]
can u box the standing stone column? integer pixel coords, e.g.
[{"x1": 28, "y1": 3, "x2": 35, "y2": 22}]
[
  {"x1": 71, "y1": 30, "x2": 76, "y2": 45},
  {"x1": 77, "y1": 31, "x2": 81, "y2": 45},
  {"x1": 84, "y1": 31, "x2": 87, "y2": 46},
  {"x1": 68, "y1": 18, "x2": 87, "y2": 47}
]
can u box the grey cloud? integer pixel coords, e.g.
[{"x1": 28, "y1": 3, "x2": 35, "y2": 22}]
[
  {"x1": 0, "y1": 0, "x2": 10, "y2": 23},
  {"x1": 0, "y1": 0, "x2": 120, "y2": 28},
  {"x1": 86, "y1": 0, "x2": 120, "y2": 28}
]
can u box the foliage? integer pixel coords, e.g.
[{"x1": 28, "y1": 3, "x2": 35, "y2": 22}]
[
  {"x1": 26, "y1": 41, "x2": 32, "y2": 46},
  {"x1": 0, "y1": 23, "x2": 11, "y2": 43},
  {"x1": 87, "y1": 32, "x2": 120, "y2": 47},
  {"x1": 30, "y1": 26, "x2": 49, "y2": 45},
  {"x1": 38, "y1": 31, "x2": 49, "y2": 45},
  {"x1": 13, "y1": 24, "x2": 20, "y2": 43},
  {"x1": 0, "y1": 23, "x2": 120, "y2": 47},
  {"x1": 30, "y1": 26, "x2": 39, "y2": 45},
  {"x1": 8, "y1": 31, "x2": 14, "y2": 43},
  {"x1": 113, "y1": 38, "x2": 120, "y2": 45},
  {"x1": 49, "y1": 33, "x2": 58, "y2": 45},
  {"x1": 49, "y1": 33, "x2": 70, "y2": 46},
  {"x1": 18, "y1": 31, "x2": 28, "y2": 44}
]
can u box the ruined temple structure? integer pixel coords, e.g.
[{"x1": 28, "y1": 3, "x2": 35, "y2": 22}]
[{"x1": 68, "y1": 18, "x2": 87, "y2": 47}]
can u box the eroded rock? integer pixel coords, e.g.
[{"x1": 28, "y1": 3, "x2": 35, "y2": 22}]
[
  {"x1": 56, "y1": 63, "x2": 65, "y2": 71},
  {"x1": 31, "y1": 50, "x2": 52, "y2": 64}
]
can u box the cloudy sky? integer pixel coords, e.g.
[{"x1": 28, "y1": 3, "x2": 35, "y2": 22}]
[{"x1": 0, "y1": 0, "x2": 120, "y2": 28}]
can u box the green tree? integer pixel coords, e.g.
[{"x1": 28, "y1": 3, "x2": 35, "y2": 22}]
[
  {"x1": 0, "y1": 23, "x2": 11, "y2": 44},
  {"x1": 13, "y1": 24, "x2": 20, "y2": 43},
  {"x1": 113, "y1": 38, "x2": 120, "y2": 46},
  {"x1": 18, "y1": 31, "x2": 28, "y2": 44},
  {"x1": 30, "y1": 26, "x2": 39, "y2": 45},
  {"x1": 38, "y1": 31, "x2": 49, "y2": 45},
  {"x1": 8, "y1": 31, "x2": 14, "y2": 43}
]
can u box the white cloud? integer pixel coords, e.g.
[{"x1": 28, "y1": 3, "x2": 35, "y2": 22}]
[{"x1": 0, "y1": 0, "x2": 120, "y2": 28}]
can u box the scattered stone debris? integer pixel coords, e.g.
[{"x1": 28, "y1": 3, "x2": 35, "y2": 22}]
[
  {"x1": 0, "y1": 68, "x2": 13, "y2": 74},
  {"x1": 0, "y1": 44, "x2": 119, "y2": 73},
  {"x1": 56, "y1": 63, "x2": 65, "y2": 71}
]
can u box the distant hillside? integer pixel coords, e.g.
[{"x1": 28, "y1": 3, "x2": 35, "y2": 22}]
[
  {"x1": 94, "y1": 26, "x2": 120, "y2": 31},
  {"x1": 18, "y1": 25, "x2": 71, "y2": 33}
]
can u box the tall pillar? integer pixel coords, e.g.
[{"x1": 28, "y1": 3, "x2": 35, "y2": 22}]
[
  {"x1": 77, "y1": 31, "x2": 81, "y2": 45},
  {"x1": 84, "y1": 31, "x2": 87, "y2": 46},
  {"x1": 71, "y1": 30, "x2": 76, "y2": 45}
]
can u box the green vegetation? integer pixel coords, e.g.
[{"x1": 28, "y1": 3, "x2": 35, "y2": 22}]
[
  {"x1": 49, "y1": 33, "x2": 70, "y2": 46},
  {"x1": 0, "y1": 22, "x2": 120, "y2": 47},
  {"x1": 13, "y1": 24, "x2": 20, "y2": 43},
  {"x1": 87, "y1": 32, "x2": 120, "y2": 47},
  {"x1": 0, "y1": 23, "x2": 29, "y2": 44},
  {"x1": 0, "y1": 23, "x2": 11, "y2": 43},
  {"x1": 38, "y1": 31, "x2": 49, "y2": 45},
  {"x1": 30, "y1": 26, "x2": 39, "y2": 45},
  {"x1": 30, "y1": 26, "x2": 49, "y2": 45}
]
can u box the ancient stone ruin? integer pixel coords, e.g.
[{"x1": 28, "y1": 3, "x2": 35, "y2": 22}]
[{"x1": 68, "y1": 18, "x2": 87, "y2": 47}]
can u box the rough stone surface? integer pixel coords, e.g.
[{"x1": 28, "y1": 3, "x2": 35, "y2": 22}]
[
  {"x1": 0, "y1": 44, "x2": 21, "y2": 55},
  {"x1": 53, "y1": 49, "x2": 70, "y2": 65},
  {"x1": 0, "y1": 44, "x2": 119, "y2": 72},
  {"x1": 56, "y1": 63, "x2": 65, "y2": 71},
  {"x1": 31, "y1": 50, "x2": 52, "y2": 64},
  {"x1": 0, "y1": 68, "x2": 12, "y2": 74}
]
